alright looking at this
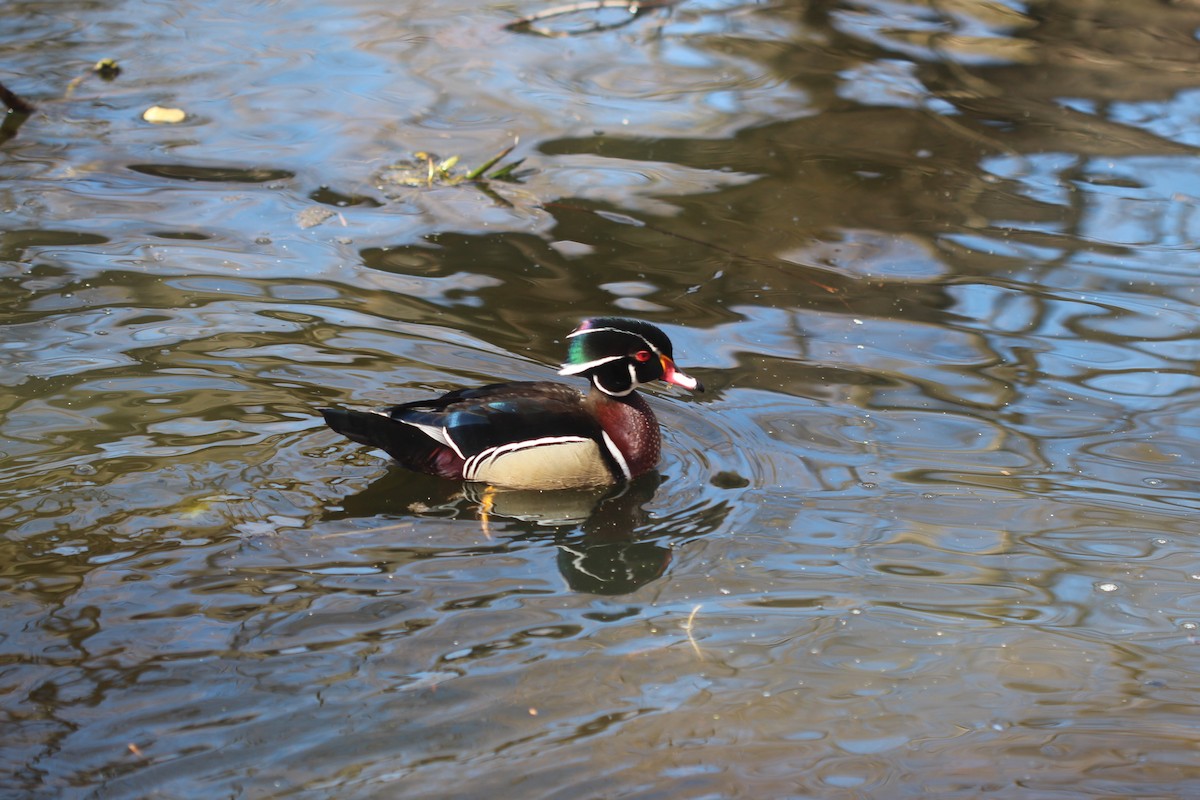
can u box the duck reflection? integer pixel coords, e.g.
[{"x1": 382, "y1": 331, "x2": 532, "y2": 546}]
[
  {"x1": 324, "y1": 470, "x2": 721, "y2": 594},
  {"x1": 478, "y1": 474, "x2": 672, "y2": 594}
]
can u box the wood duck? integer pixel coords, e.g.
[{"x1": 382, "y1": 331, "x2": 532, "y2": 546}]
[{"x1": 320, "y1": 317, "x2": 702, "y2": 490}]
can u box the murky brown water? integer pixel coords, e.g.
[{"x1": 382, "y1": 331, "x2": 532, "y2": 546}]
[{"x1": 5, "y1": 0, "x2": 1200, "y2": 796}]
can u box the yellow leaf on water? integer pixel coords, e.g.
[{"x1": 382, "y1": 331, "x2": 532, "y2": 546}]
[{"x1": 143, "y1": 105, "x2": 186, "y2": 124}]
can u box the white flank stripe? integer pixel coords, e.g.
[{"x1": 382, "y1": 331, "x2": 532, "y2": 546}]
[
  {"x1": 463, "y1": 435, "x2": 591, "y2": 481},
  {"x1": 601, "y1": 431, "x2": 632, "y2": 480},
  {"x1": 401, "y1": 419, "x2": 465, "y2": 459}
]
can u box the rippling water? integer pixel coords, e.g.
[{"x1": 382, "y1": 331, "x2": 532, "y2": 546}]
[{"x1": 5, "y1": 0, "x2": 1200, "y2": 796}]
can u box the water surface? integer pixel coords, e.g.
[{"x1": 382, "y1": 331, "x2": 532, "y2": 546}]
[{"x1": 4, "y1": 0, "x2": 1200, "y2": 796}]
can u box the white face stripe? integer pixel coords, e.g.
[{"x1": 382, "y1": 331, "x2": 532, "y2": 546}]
[
  {"x1": 564, "y1": 325, "x2": 680, "y2": 397},
  {"x1": 566, "y1": 325, "x2": 662, "y2": 356},
  {"x1": 462, "y1": 435, "x2": 592, "y2": 481},
  {"x1": 558, "y1": 354, "x2": 624, "y2": 376},
  {"x1": 600, "y1": 431, "x2": 631, "y2": 480}
]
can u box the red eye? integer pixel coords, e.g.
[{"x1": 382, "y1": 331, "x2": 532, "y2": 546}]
[{"x1": 634, "y1": 350, "x2": 653, "y2": 362}]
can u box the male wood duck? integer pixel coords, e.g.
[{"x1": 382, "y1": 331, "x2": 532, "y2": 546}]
[{"x1": 320, "y1": 318, "x2": 702, "y2": 490}]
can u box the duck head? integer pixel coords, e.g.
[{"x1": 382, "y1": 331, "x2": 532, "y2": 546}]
[{"x1": 558, "y1": 317, "x2": 703, "y2": 397}]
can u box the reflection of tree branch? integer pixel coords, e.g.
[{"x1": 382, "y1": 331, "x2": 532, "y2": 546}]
[
  {"x1": 0, "y1": 80, "x2": 34, "y2": 114},
  {"x1": 542, "y1": 200, "x2": 847, "y2": 301},
  {"x1": 0, "y1": 81, "x2": 34, "y2": 146},
  {"x1": 506, "y1": 0, "x2": 684, "y2": 37}
]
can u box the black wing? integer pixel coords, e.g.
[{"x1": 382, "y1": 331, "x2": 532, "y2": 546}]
[{"x1": 388, "y1": 381, "x2": 602, "y2": 459}]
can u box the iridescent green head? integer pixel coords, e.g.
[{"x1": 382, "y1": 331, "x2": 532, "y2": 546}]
[{"x1": 559, "y1": 317, "x2": 702, "y2": 397}]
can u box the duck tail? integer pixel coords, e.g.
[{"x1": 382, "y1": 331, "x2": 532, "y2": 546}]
[{"x1": 319, "y1": 408, "x2": 461, "y2": 478}]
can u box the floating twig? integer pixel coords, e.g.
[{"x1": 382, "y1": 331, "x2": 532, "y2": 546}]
[
  {"x1": 313, "y1": 520, "x2": 415, "y2": 539},
  {"x1": 683, "y1": 603, "x2": 704, "y2": 660}
]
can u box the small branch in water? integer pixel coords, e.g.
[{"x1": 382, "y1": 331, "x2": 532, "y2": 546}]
[
  {"x1": 0, "y1": 80, "x2": 34, "y2": 114},
  {"x1": 312, "y1": 520, "x2": 415, "y2": 539}
]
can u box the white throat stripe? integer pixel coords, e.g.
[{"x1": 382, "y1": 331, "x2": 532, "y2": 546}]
[{"x1": 600, "y1": 431, "x2": 632, "y2": 480}]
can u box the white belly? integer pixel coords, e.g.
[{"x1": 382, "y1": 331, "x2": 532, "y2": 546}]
[{"x1": 463, "y1": 436, "x2": 615, "y2": 490}]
